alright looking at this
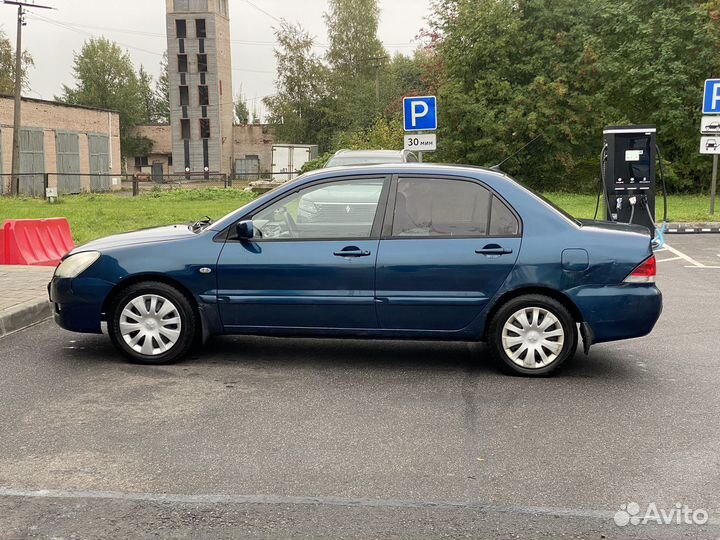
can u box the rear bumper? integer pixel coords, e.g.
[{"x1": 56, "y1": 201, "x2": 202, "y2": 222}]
[
  {"x1": 49, "y1": 276, "x2": 115, "y2": 334},
  {"x1": 568, "y1": 284, "x2": 662, "y2": 344}
]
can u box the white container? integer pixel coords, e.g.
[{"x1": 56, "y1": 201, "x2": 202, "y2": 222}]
[{"x1": 271, "y1": 144, "x2": 319, "y2": 182}]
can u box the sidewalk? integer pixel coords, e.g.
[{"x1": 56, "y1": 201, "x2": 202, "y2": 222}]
[{"x1": 0, "y1": 265, "x2": 55, "y2": 338}]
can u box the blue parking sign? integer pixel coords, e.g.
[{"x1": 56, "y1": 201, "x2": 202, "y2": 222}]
[
  {"x1": 703, "y1": 79, "x2": 720, "y2": 114},
  {"x1": 403, "y1": 96, "x2": 437, "y2": 132}
]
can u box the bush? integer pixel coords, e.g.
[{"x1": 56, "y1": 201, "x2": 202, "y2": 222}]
[{"x1": 300, "y1": 152, "x2": 334, "y2": 174}]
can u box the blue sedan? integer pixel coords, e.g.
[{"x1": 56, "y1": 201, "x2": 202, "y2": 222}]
[{"x1": 49, "y1": 164, "x2": 662, "y2": 375}]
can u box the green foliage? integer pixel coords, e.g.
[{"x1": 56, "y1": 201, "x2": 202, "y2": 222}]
[
  {"x1": 264, "y1": 22, "x2": 335, "y2": 149},
  {"x1": 58, "y1": 38, "x2": 149, "y2": 157},
  {"x1": 262, "y1": 0, "x2": 719, "y2": 193},
  {"x1": 123, "y1": 136, "x2": 154, "y2": 160},
  {"x1": 324, "y1": 0, "x2": 387, "y2": 130},
  {"x1": 235, "y1": 87, "x2": 250, "y2": 124},
  {"x1": 0, "y1": 30, "x2": 32, "y2": 94},
  {"x1": 430, "y1": 0, "x2": 720, "y2": 192},
  {"x1": 264, "y1": 1, "x2": 430, "y2": 154},
  {"x1": 137, "y1": 66, "x2": 156, "y2": 123},
  {"x1": 154, "y1": 52, "x2": 170, "y2": 124},
  {"x1": 336, "y1": 115, "x2": 405, "y2": 150},
  {"x1": 299, "y1": 152, "x2": 334, "y2": 173}
]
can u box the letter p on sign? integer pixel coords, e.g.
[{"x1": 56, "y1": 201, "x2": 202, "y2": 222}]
[
  {"x1": 403, "y1": 96, "x2": 437, "y2": 132},
  {"x1": 703, "y1": 79, "x2": 720, "y2": 114}
]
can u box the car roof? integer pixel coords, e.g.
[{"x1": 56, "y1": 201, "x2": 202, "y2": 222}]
[
  {"x1": 332, "y1": 149, "x2": 407, "y2": 157},
  {"x1": 310, "y1": 162, "x2": 508, "y2": 179}
]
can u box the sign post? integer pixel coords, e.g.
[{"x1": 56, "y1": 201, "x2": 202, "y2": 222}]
[
  {"x1": 712, "y1": 156, "x2": 718, "y2": 215},
  {"x1": 403, "y1": 96, "x2": 438, "y2": 162},
  {"x1": 701, "y1": 80, "x2": 720, "y2": 214}
]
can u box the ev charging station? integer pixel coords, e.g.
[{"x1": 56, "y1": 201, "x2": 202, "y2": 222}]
[{"x1": 601, "y1": 125, "x2": 659, "y2": 234}]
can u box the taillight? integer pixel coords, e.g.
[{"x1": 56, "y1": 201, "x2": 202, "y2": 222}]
[{"x1": 623, "y1": 255, "x2": 656, "y2": 284}]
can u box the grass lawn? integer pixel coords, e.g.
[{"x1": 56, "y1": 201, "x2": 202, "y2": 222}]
[
  {"x1": 544, "y1": 192, "x2": 718, "y2": 222},
  {"x1": 0, "y1": 188, "x2": 717, "y2": 245},
  {"x1": 0, "y1": 189, "x2": 256, "y2": 245}
]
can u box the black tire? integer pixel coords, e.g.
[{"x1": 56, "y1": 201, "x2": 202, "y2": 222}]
[
  {"x1": 107, "y1": 281, "x2": 197, "y2": 365},
  {"x1": 487, "y1": 294, "x2": 578, "y2": 376}
]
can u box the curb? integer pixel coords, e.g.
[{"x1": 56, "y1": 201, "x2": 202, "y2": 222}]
[
  {"x1": 665, "y1": 223, "x2": 720, "y2": 234},
  {"x1": 0, "y1": 298, "x2": 53, "y2": 338}
]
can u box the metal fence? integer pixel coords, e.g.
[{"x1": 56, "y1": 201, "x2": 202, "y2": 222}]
[{"x1": 0, "y1": 171, "x2": 301, "y2": 198}]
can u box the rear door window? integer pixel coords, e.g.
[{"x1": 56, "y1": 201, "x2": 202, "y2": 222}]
[
  {"x1": 489, "y1": 195, "x2": 520, "y2": 236},
  {"x1": 392, "y1": 177, "x2": 519, "y2": 237}
]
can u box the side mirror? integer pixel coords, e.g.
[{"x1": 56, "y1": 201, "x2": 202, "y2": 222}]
[{"x1": 235, "y1": 220, "x2": 255, "y2": 240}]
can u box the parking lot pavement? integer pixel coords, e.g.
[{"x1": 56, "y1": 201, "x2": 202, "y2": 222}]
[
  {"x1": 660, "y1": 234, "x2": 720, "y2": 268},
  {"x1": 1, "y1": 235, "x2": 719, "y2": 539}
]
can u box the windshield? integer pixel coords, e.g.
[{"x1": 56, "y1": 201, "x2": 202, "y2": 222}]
[{"x1": 326, "y1": 155, "x2": 404, "y2": 167}]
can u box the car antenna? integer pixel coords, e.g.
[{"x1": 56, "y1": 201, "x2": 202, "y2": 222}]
[{"x1": 491, "y1": 133, "x2": 544, "y2": 171}]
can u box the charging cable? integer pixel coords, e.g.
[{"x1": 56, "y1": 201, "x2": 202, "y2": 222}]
[
  {"x1": 653, "y1": 145, "x2": 669, "y2": 249},
  {"x1": 594, "y1": 145, "x2": 612, "y2": 221},
  {"x1": 628, "y1": 195, "x2": 637, "y2": 224}
]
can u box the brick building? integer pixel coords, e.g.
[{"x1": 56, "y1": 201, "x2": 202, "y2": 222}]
[
  {"x1": 0, "y1": 96, "x2": 121, "y2": 196},
  {"x1": 129, "y1": 124, "x2": 174, "y2": 179},
  {"x1": 129, "y1": 123, "x2": 275, "y2": 178}
]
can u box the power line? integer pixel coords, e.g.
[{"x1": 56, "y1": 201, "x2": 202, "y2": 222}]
[
  {"x1": 26, "y1": 13, "x2": 419, "y2": 50},
  {"x1": 242, "y1": 0, "x2": 282, "y2": 24},
  {"x1": 28, "y1": 13, "x2": 281, "y2": 75},
  {"x1": 29, "y1": 13, "x2": 165, "y2": 56}
]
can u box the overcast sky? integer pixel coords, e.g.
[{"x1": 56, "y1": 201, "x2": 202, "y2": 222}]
[{"x1": 0, "y1": 0, "x2": 433, "y2": 119}]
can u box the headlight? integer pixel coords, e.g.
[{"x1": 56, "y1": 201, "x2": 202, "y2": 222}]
[{"x1": 54, "y1": 251, "x2": 101, "y2": 278}]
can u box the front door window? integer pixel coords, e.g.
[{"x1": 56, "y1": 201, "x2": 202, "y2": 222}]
[{"x1": 252, "y1": 178, "x2": 385, "y2": 240}]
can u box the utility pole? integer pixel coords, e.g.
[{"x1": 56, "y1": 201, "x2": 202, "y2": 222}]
[
  {"x1": 3, "y1": 1, "x2": 54, "y2": 196},
  {"x1": 365, "y1": 55, "x2": 387, "y2": 105}
]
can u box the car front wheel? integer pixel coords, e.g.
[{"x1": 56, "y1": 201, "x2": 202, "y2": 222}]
[
  {"x1": 108, "y1": 281, "x2": 197, "y2": 365},
  {"x1": 488, "y1": 294, "x2": 577, "y2": 376}
]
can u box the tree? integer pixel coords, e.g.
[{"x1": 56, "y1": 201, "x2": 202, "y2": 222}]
[
  {"x1": 137, "y1": 66, "x2": 155, "y2": 124},
  {"x1": 234, "y1": 86, "x2": 250, "y2": 124},
  {"x1": 325, "y1": 0, "x2": 385, "y2": 77},
  {"x1": 337, "y1": 115, "x2": 405, "y2": 150},
  {"x1": 251, "y1": 104, "x2": 261, "y2": 124},
  {"x1": 590, "y1": 0, "x2": 720, "y2": 192},
  {"x1": 324, "y1": 0, "x2": 387, "y2": 130},
  {"x1": 264, "y1": 22, "x2": 334, "y2": 148},
  {"x1": 428, "y1": 0, "x2": 720, "y2": 192},
  {"x1": 0, "y1": 30, "x2": 33, "y2": 94},
  {"x1": 154, "y1": 52, "x2": 170, "y2": 123},
  {"x1": 59, "y1": 37, "x2": 149, "y2": 157}
]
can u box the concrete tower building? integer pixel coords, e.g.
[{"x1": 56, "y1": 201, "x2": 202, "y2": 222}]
[{"x1": 165, "y1": 0, "x2": 233, "y2": 176}]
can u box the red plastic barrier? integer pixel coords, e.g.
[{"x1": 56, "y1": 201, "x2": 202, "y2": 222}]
[{"x1": 0, "y1": 218, "x2": 75, "y2": 266}]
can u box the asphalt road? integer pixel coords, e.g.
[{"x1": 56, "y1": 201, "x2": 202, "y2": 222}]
[{"x1": 1, "y1": 234, "x2": 719, "y2": 539}]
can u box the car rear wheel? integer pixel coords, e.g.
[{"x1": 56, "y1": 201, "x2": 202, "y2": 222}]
[
  {"x1": 108, "y1": 282, "x2": 196, "y2": 365},
  {"x1": 488, "y1": 295, "x2": 577, "y2": 376}
]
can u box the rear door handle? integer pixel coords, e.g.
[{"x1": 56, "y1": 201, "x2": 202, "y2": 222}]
[
  {"x1": 334, "y1": 247, "x2": 371, "y2": 257},
  {"x1": 476, "y1": 245, "x2": 513, "y2": 256}
]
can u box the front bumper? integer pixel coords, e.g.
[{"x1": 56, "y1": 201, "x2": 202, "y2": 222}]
[
  {"x1": 49, "y1": 276, "x2": 115, "y2": 334},
  {"x1": 568, "y1": 284, "x2": 663, "y2": 344}
]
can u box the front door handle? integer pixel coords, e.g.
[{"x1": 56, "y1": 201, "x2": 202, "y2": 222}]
[
  {"x1": 476, "y1": 244, "x2": 513, "y2": 256},
  {"x1": 334, "y1": 246, "x2": 371, "y2": 257}
]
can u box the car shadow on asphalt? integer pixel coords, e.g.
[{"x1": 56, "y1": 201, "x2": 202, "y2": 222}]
[
  {"x1": 57, "y1": 332, "x2": 642, "y2": 381},
  {"x1": 203, "y1": 335, "x2": 640, "y2": 379}
]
